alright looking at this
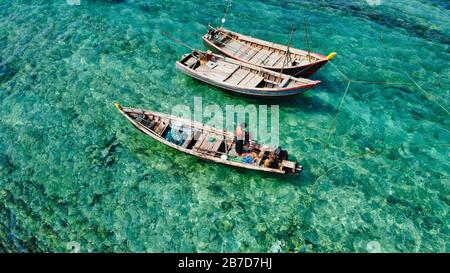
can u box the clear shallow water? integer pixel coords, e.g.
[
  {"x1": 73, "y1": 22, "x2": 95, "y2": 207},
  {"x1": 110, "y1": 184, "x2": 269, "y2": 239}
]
[{"x1": 0, "y1": 0, "x2": 448, "y2": 252}]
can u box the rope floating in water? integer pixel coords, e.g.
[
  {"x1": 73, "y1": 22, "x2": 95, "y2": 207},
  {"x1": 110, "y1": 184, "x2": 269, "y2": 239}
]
[
  {"x1": 406, "y1": 72, "x2": 449, "y2": 115},
  {"x1": 324, "y1": 59, "x2": 449, "y2": 149},
  {"x1": 327, "y1": 81, "x2": 351, "y2": 143},
  {"x1": 221, "y1": 0, "x2": 233, "y2": 28}
]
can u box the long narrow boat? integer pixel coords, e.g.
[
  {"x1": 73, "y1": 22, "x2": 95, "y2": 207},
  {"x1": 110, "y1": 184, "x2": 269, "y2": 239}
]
[
  {"x1": 202, "y1": 26, "x2": 337, "y2": 77},
  {"x1": 176, "y1": 50, "x2": 320, "y2": 97},
  {"x1": 115, "y1": 103, "x2": 302, "y2": 174}
]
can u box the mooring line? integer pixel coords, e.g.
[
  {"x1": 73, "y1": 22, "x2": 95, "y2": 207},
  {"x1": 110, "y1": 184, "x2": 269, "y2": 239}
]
[
  {"x1": 299, "y1": 138, "x2": 449, "y2": 232},
  {"x1": 299, "y1": 150, "x2": 369, "y2": 228},
  {"x1": 351, "y1": 80, "x2": 406, "y2": 86},
  {"x1": 324, "y1": 60, "x2": 449, "y2": 150},
  {"x1": 328, "y1": 60, "x2": 351, "y2": 82},
  {"x1": 406, "y1": 73, "x2": 449, "y2": 115},
  {"x1": 314, "y1": 151, "x2": 369, "y2": 183},
  {"x1": 311, "y1": 141, "x2": 449, "y2": 191},
  {"x1": 326, "y1": 81, "x2": 351, "y2": 143}
]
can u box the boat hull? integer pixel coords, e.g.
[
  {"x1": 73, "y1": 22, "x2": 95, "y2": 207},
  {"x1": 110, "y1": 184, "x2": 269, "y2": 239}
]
[
  {"x1": 202, "y1": 36, "x2": 329, "y2": 78},
  {"x1": 176, "y1": 61, "x2": 316, "y2": 98},
  {"x1": 265, "y1": 59, "x2": 329, "y2": 77},
  {"x1": 115, "y1": 105, "x2": 302, "y2": 174}
]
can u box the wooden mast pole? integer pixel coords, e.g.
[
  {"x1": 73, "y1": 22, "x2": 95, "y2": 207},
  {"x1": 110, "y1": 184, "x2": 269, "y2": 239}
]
[
  {"x1": 221, "y1": 0, "x2": 232, "y2": 27},
  {"x1": 279, "y1": 25, "x2": 295, "y2": 82},
  {"x1": 304, "y1": 17, "x2": 311, "y2": 62}
]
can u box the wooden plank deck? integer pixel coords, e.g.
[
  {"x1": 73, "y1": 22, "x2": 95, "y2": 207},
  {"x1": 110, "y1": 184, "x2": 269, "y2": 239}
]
[
  {"x1": 248, "y1": 48, "x2": 271, "y2": 64},
  {"x1": 222, "y1": 66, "x2": 240, "y2": 82},
  {"x1": 153, "y1": 120, "x2": 169, "y2": 136},
  {"x1": 215, "y1": 60, "x2": 239, "y2": 75},
  {"x1": 278, "y1": 76, "x2": 291, "y2": 88},
  {"x1": 210, "y1": 138, "x2": 223, "y2": 153},
  {"x1": 184, "y1": 57, "x2": 197, "y2": 68},
  {"x1": 243, "y1": 74, "x2": 264, "y2": 88},
  {"x1": 241, "y1": 46, "x2": 262, "y2": 61},
  {"x1": 224, "y1": 68, "x2": 251, "y2": 85},
  {"x1": 286, "y1": 80, "x2": 301, "y2": 88},
  {"x1": 237, "y1": 72, "x2": 255, "y2": 86},
  {"x1": 138, "y1": 115, "x2": 157, "y2": 130},
  {"x1": 239, "y1": 72, "x2": 265, "y2": 87},
  {"x1": 215, "y1": 34, "x2": 230, "y2": 47},
  {"x1": 198, "y1": 134, "x2": 222, "y2": 153},
  {"x1": 265, "y1": 53, "x2": 284, "y2": 66},
  {"x1": 181, "y1": 131, "x2": 202, "y2": 148},
  {"x1": 233, "y1": 44, "x2": 252, "y2": 58},
  {"x1": 238, "y1": 73, "x2": 255, "y2": 86},
  {"x1": 223, "y1": 39, "x2": 247, "y2": 55},
  {"x1": 273, "y1": 53, "x2": 296, "y2": 67},
  {"x1": 147, "y1": 120, "x2": 157, "y2": 130},
  {"x1": 199, "y1": 136, "x2": 213, "y2": 151},
  {"x1": 259, "y1": 51, "x2": 274, "y2": 65},
  {"x1": 195, "y1": 65, "x2": 229, "y2": 82},
  {"x1": 192, "y1": 133, "x2": 208, "y2": 151},
  {"x1": 273, "y1": 55, "x2": 287, "y2": 67},
  {"x1": 295, "y1": 58, "x2": 312, "y2": 66}
]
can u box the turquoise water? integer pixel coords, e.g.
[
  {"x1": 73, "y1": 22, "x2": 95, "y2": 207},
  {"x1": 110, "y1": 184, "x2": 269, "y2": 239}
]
[{"x1": 0, "y1": 0, "x2": 449, "y2": 252}]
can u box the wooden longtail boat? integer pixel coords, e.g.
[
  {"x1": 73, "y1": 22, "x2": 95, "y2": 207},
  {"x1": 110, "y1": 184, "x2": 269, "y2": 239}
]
[
  {"x1": 176, "y1": 50, "x2": 321, "y2": 97},
  {"x1": 202, "y1": 26, "x2": 337, "y2": 77},
  {"x1": 115, "y1": 103, "x2": 303, "y2": 174}
]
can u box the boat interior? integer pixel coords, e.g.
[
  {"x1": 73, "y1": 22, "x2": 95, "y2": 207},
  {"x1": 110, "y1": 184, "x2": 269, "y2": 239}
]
[
  {"x1": 126, "y1": 110, "x2": 298, "y2": 173},
  {"x1": 207, "y1": 29, "x2": 321, "y2": 68},
  {"x1": 180, "y1": 52, "x2": 314, "y2": 89}
]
